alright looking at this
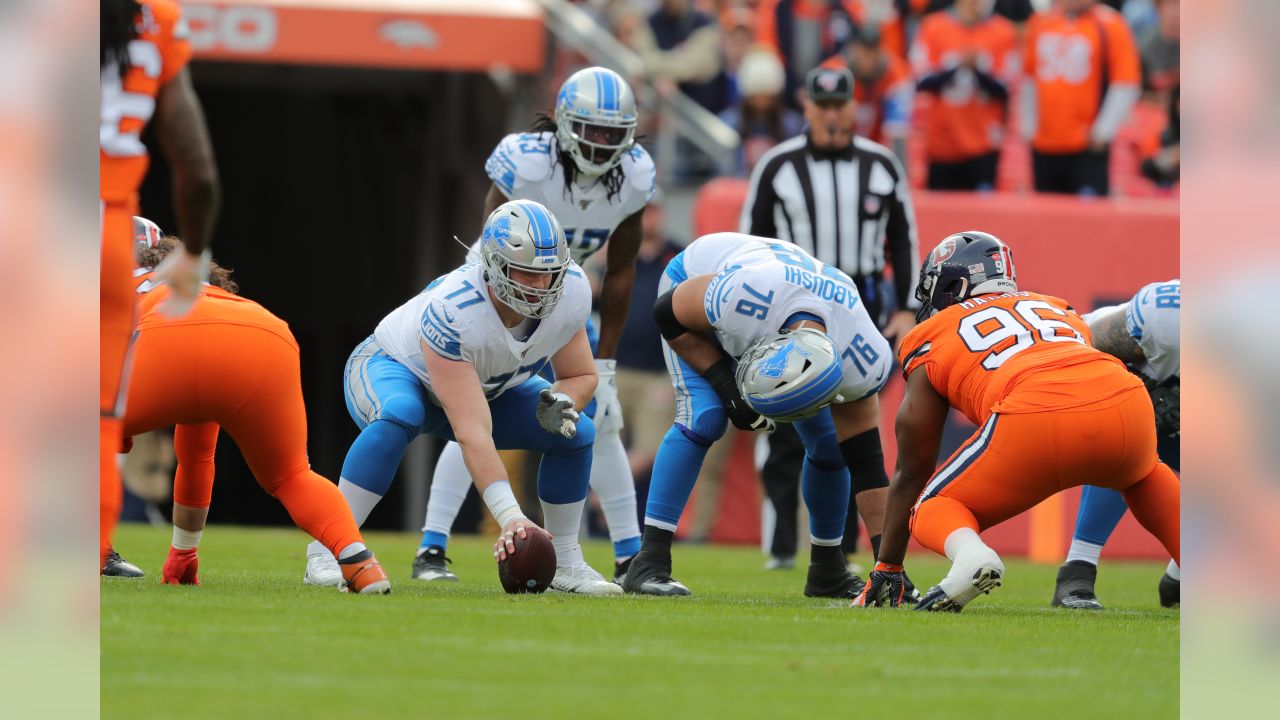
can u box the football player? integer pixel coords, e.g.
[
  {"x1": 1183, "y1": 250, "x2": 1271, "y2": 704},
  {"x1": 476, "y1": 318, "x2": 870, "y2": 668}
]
[
  {"x1": 622, "y1": 232, "x2": 895, "y2": 598},
  {"x1": 120, "y1": 219, "x2": 390, "y2": 593},
  {"x1": 854, "y1": 231, "x2": 1179, "y2": 611},
  {"x1": 304, "y1": 201, "x2": 621, "y2": 594},
  {"x1": 1054, "y1": 280, "x2": 1180, "y2": 609},
  {"x1": 414, "y1": 67, "x2": 655, "y2": 584}
]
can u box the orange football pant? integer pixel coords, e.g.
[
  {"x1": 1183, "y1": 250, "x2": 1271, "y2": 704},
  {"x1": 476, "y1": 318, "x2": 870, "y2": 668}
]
[
  {"x1": 101, "y1": 205, "x2": 135, "y2": 569},
  {"x1": 910, "y1": 387, "x2": 1180, "y2": 565},
  {"x1": 122, "y1": 321, "x2": 365, "y2": 557}
]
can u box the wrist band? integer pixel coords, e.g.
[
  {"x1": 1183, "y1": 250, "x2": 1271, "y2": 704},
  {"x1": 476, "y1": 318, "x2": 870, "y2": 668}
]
[{"x1": 482, "y1": 481, "x2": 526, "y2": 528}]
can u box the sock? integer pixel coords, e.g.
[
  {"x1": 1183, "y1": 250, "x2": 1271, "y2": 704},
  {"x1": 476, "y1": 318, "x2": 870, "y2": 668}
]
[
  {"x1": 1065, "y1": 538, "x2": 1104, "y2": 565},
  {"x1": 269, "y1": 469, "x2": 367, "y2": 561},
  {"x1": 419, "y1": 441, "x2": 469, "y2": 552},
  {"x1": 337, "y1": 542, "x2": 368, "y2": 561},
  {"x1": 644, "y1": 425, "x2": 711, "y2": 531},
  {"x1": 542, "y1": 498, "x2": 587, "y2": 567},
  {"x1": 810, "y1": 542, "x2": 843, "y2": 566},
  {"x1": 336, "y1": 479, "x2": 383, "y2": 526},
  {"x1": 641, "y1": 524, "x2": 675, "y2": 563},
  {"x1": 172, "y1": 526, "x2": 203, "y2": 550},
  {"x1": 869, "y1": 534, "x2": 881, "y2": 560},
  {"x1": 911, "y1": 495, "x2": 980, "y2": 557},
  {"x1": 800, "y1": 456, "x2": 850, "y2": 546},
  {"x1": 1122, "y1": 462, "x2": 1180, "y2": 565},
  {"x1": 939, "y1": 527, "x2": 1003, "y2": 596},
  {"x1": 1166, "y1": 560, "x2": 1180, "y2": 581},
  {"x1": 589, "y1": 432, "x2": 641, "y2": 560},
  {"x1": 1072, "y1": 485, "x2": 1130, "y2": 549}
]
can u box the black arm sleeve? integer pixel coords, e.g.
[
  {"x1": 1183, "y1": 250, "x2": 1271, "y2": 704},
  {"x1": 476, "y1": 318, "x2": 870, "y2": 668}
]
[
  {"x1": 742, "y1": 154, "x2": 781, "y2": 236},
  {"x1": 972, "y1": 68, "x2": 1009, "y2": 101},
  {"x1": 882, "y1": 160, "x2": 920, "y2": 310},
  {"x1": 916, "y1": 66, "x2": 960, "y2": 94},
  {"x1": 653, "y1": 289, "x2": 686, "y2": 341}
]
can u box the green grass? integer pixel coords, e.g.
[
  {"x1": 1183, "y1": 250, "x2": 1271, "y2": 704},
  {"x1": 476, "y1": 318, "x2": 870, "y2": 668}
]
[{"x1": 103, "y1": 524, "x2": 1177, "y2": 719}]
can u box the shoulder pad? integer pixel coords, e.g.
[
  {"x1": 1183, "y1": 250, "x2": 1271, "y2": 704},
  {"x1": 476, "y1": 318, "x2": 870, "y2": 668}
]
[
  {"x1": 485, "y1": 132, "x2": 555, "y2": 197},
  {"x1": 623, "y1": 144, "x2": 657, "y2": 206}
]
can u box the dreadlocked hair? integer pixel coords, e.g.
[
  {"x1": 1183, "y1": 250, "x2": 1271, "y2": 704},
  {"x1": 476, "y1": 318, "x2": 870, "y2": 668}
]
[
  {"x1": 138, "y1": 236, "x2": 239, "y2": 294},
  {"x1": 531, "y1": 112, "x2": 627, "y2": 203},
  {"x1": 101, "y1": 0, "x2": 143, "y2": 70}
]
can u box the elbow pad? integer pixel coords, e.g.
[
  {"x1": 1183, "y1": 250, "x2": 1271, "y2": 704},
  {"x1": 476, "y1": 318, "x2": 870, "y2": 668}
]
[{"x1": 654, "y1": 289, "x2": 687, "y2": 341}]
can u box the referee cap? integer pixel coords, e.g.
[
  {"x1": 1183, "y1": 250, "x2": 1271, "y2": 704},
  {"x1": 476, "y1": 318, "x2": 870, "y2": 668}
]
[{"x1": 806, "y1": 66, "x2": 853, "y2": 104}]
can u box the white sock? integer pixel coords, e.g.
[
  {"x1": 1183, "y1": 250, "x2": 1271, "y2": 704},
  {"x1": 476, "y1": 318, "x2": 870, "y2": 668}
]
[
  {"x1": 589, "y1": 432, "x2": 640, "y2": 549},
  {"x1": 542, "y1": 498, "x2": 587, "y2": 567},
  {"x1": 939, "y1": 527, "x2": 1002, "y2": 596},
  {"x1": 1166, "y1": 560, "x2": 1180, "y2": 581},
  {"x1": 172, "y1": 526, "x2": 202, "y2": 550},
  {"x1": 307, "y1": 480, "x2": 382, "y2": 559},
  {"x1": 1065, "y1": 538, "x2": 1104, "y2": 566},
  {"x1": 423, "y1": 441, "x2": 470, "y2": 536},
  {"x1": 338, "y1": 542, "x2": 367, "y2": 561}
]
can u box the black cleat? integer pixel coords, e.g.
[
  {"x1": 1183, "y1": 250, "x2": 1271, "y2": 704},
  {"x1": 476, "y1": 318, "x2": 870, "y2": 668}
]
[
  {"x1": 1158, "y1": 572, "x2": 1180, "y2": 608},
  {"x1": 1052, "y1": 560, "x2": 1103, "y2": 610},
  {"x1": 102, "y1": 548, "x2": 144, "y2": 578},
  {"x1": 915, "y1": 567, "x2": 1003, "y2": 612},
  {"x1": 613, "y1": 556, "x2": 633, "y2": 585},
  {"x1": 901, "y1": 572, "x2": 923, "y2": 605},
  {"x1": 411, "y1": 546, "x2": 458, "y2": 582},
  {"x1": 914, "y1": 585, "x2": 963, "y2": 613},
  {"x1": 803, "y1": 559, "x2": 865, "y2": 599},
  {"x1": 619, "y1": 550, "x2": 691, "y2": 596}
]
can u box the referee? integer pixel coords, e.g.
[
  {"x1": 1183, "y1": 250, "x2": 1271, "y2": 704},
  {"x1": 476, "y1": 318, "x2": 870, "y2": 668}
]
[{"x1": 741, "y1": 66, "x2": 921, "y2": 574}]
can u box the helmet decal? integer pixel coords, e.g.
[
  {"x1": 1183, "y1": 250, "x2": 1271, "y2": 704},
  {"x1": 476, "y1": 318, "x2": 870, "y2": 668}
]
[{"x1": 758, "y1": 341, "x2": 810, "y2": 379}]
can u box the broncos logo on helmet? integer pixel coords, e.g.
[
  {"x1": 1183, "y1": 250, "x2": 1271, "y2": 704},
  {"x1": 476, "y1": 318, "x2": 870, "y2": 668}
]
[{"x1": 914, "y1": 231, "x2": 1018, "y2": 322}]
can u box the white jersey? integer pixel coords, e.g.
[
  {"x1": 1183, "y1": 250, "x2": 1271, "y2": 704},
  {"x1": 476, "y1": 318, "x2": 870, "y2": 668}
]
[
  {"x1": 483, "y1": 131, "x2": 656, "y2": 264},
  {"x1": 678, "y1": 232, "x2": 893, "y2": 399},
  {"x1": 1082, "y1": 279, "x2": 1179, "y2": 383},
  {"x1": 373, "y1": 263, "x2": 591, "y2": 399}
]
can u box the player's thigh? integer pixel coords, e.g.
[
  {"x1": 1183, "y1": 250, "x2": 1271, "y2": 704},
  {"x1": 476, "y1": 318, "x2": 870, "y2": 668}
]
[
  {"x1": 121, "y1": 326, "x2": 212, "y2": 436},
  {"x1": 343, "y1": 337, "x2": 431, "y2": 432},
  {"x1": 1056, "y1": 389, "x2": 1160, "y2": 491},
  {"x1": 660, "y1": 339, "x2": 726, "y2": 444},
  {"x1": 100, "y1": 206, "x2": 135, "y2": 413}
]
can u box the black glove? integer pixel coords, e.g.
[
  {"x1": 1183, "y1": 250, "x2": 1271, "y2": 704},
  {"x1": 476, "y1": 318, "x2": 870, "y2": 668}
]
[
  {"x1": 703, "y1": 357, "x2": 775, "y2": 432},
  {"x1": 852, "y1": 562, "x2": 906, "y2": 608},
  {"x1": 1148, "y1": 379, "x2": 1179, "y2": 437}
]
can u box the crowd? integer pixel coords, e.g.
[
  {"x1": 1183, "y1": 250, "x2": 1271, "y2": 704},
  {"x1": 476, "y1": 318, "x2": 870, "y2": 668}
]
[{"x1": 576, "y1": 0, "x2": 1179, "y2": 196}]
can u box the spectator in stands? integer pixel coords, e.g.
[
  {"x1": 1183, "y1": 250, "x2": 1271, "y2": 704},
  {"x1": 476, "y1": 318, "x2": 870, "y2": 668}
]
[
  {"x1": 755, "y1": 1, "x2": 906, "y2": 109},
  {"x1": 1021, "y1": 0, "x2": 1141, "y2": 196},
  {"x1": 719, "y1": 49, "x2": 805, "y2": 176},
  {"x1": 633, "y1": 0, "x2": 733, "y2": 115},
  {"x1": 1140, "y1": 84, "x2": 1178, "y2": 189},
  {"x1": 823, "y1": 25, "x2": 914, "y2": 162},
  {"x1": 908, "y1": 0, "x2": 1034, "y2": 27},
  {"x1": 1138, "y1": 0, "x2": 1178, "y2": 101},
  {"x1": 911, "y1": 0, "x2": 1018, "y2": 190}
]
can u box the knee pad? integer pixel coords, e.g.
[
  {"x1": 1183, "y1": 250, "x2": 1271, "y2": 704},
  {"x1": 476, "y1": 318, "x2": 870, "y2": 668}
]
[
  {"x1": 840, "y1": 427, "x2": 889, "y2": 494},
  {"x1": 378, "y1": 394, "x2": 427, "y2": 434},
  {"x1": 803, "y1": 435, "x2": 845, "y2": 472}
]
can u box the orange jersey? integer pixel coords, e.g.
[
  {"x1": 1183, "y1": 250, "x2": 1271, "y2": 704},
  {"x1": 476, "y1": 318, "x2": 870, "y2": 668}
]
[
  {"x1": 99, "y1": 0, "x2": 192, "y2": 210},
  {"x1": 1023, "y1": 4, "x2": 1140, "y2": 154},
  {"x1": 911, "y1": 11, "x2": 1019, "y2": 161},
  {"x1": 897, "y1": 291, "x2": 1140, "y2": 425},
  {"x1": 757, "y1": 1, "x2": 907, "y2": 62},
  {"x1": 133, "y1": 270, "x2": 296, "y2": 349}
]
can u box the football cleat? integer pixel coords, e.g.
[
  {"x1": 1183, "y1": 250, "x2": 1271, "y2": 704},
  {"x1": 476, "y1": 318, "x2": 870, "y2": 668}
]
[
  {"x1": 803, "y1": 560, "x2": 866, "y2": 599},
  {"x1": 1052, "y1": 560, "x2": 1103, "y2": 610},
  {"x1": 304, "y1": 550, "x2": 343, "y2": 587},
  {"x1": 613, "y1": 556, "x2": 633, "y2": 585},
  {"x1": 411, "y1": 546, "x2": 458, "y2": 582},
  {"x1": 101, "y1": 548, "x2": 144, "y2": 578},
  {"x1": 1158, "y1": 572, "x2": 1180, "y2": 608},
  {"x1": 161, "y1": 547, "x2": 200, "y2": 585},
  {"x1": 340, "y1": 554, "x2": 391, "y2": 595},
  {"x1": 620, "y1": 551, "x2": 691, "y2": 596},
  {"x1": 916, "y1": 567, "x2": 1003, "y2": 613},
  {"x1": 551, "y1": 561, "x2": 623, "y2": 595},
  {"x1": 764, "y1": 555, "x2": 795, "y2": 571}
]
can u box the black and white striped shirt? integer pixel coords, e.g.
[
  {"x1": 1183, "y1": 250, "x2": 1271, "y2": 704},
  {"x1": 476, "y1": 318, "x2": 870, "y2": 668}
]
[{"x1": 739, "y1": 134, "x2": 921, "y2": 314}]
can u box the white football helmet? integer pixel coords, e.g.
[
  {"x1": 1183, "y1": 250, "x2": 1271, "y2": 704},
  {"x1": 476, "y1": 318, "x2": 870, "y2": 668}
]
[
  {"x1": 736, "y1": 328, "x2": 844, "y2": 422},
  {"x1": 480, "y1": 200, "x2": 571, "y2": 319},
  {"x1": 133, "y1": 215, "x2": 163, "y2": 253},
  {"x1": 554, "y1": 67, "x2": 637, "y2": 177}
]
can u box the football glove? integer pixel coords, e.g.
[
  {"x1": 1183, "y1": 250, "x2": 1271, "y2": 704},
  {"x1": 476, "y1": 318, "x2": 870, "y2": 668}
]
[
  {"x1": 593, "y1": 358, "x2": 624, "y2": 436},
  {"x1": 851, "y1": 562, "x2": 906, "y2": 608},
  {"x1": 1148, "y1": 379, "x2": 1179, "y2": 437},
  {"x1": 704, "y1": 357, "x2": 776, "y2": 432},
  {"x1": 537, "y1": 388, "x2": 580, "y2": 438}
]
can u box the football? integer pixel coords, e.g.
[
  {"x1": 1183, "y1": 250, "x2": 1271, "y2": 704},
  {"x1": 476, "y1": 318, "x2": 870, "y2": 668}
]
[{"x1": 496, "y1": 528, "x2": 556, "y2": 594}]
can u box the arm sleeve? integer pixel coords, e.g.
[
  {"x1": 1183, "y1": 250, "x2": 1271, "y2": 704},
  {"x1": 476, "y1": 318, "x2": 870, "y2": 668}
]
[{"x1": 882, "y1": 156, "x2": 921, "y2": 310}]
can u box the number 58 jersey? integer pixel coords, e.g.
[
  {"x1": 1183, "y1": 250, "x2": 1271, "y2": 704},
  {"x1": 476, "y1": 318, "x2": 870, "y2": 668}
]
[{"x1": 897, "y1": 290, "x2": 1143, "y2": 426}]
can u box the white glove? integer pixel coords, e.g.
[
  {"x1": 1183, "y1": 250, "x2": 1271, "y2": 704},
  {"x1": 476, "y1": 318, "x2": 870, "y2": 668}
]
[
  {"x1": 593, "y1": 358, "x2": 624, "y2": 436},
  {"x1": 537, "y1": 388, "x2": 580, "y2": 438},
  {"x1": 153, "y1": 248, "x2": 210, "y2": 317}
]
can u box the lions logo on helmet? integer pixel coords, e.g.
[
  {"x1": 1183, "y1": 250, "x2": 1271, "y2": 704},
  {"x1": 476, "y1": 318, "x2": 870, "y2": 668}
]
[
  {"x1": 554, "y1": 67, "x2": 637, "y2": 177},
  {"x1": 736, "y1": 328, "x2": 843, "y2": 422},
  {"x1": 914, "y1": 230, "x2": 1018, "y2": 322},
  {"x1": 480, "y1": 200, "x2": 571, "y2": 319}
]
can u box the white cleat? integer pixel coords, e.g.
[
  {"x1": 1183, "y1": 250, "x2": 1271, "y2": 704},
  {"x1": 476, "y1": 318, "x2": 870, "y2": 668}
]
[
  {"x1": 916, "y1": 554, "x2": 1005, "y2": 613},
  {"x1": 550, "y1": 561, "x2": 624, "y2": 595},
  {"x1": 304, "y1": 550, "x2": 343, "y2": 587}
]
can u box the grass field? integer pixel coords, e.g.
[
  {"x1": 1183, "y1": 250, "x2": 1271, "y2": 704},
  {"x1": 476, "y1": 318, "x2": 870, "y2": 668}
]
[{"x1": 102, "y1": 524, "x2": 1177, "y2": 719}]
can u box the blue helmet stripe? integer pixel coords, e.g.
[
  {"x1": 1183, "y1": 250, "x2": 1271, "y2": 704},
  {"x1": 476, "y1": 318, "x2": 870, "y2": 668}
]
[
  {"x1": 517, "y1": 200, "x2": 558, "y2": 258},
  {"x1": 749, "y1": 360, "x2": 843, "y2": 417},
  {"x1": 605, "y1": 71, "x2": 618, "y2": 111}
]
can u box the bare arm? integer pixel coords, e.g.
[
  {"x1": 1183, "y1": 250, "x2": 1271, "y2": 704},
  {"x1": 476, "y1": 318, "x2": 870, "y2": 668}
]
[
  {"x1": 1087, "y1": 305, "x2": 1146, "y2": 364},
  {"x1": 547, "y1": 328, "x2": 599, "y2": 410},
  {"x1": 878, "y1": 368, "x2": 950, "y2": 566},
  {"x1": 482, "y1": 182, "x2": 508, "y2": 218},
  {"x1": 154, "y1": 67, "x2": 219, "y2": 256},
  {"x1": 420, "y1": 342, "x2": 508, "y2": 495},
  {"x1": 593, "y1": 210, "x2": 644, "y2": 359}
]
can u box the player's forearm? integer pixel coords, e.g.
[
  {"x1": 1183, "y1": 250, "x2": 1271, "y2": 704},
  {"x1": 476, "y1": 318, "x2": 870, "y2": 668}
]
[
  {"x1": 668, "y1": 331, "x2": 728, "y2": 376},
  {"x1": 551, "y1": 372, "x2": 598, "y2": 412},
  {"x1": 877, "y1": 471, "x2": 924, "y2": 565},
  {"x1": 172, "y1": 169, "x2": 220, "y2": 255},
  {"x1": 594, "y1": 266, "x2": 636, "y2": 359},
  {"x1": 454, "y1": 431, "x2": 509, "y2": 494}
]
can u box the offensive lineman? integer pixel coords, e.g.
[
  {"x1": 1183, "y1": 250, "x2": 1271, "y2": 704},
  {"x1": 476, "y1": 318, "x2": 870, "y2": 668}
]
[
  {"x1": 1054, "y1": 279, "x2": 1181, "y2": 609},
  {"x1": 303, "y1": 200, "x2": 620, "y2": 594},
  {"x1": 412, "y1": 67, "x2": 655, "y2": 586},
  {"x1": 623, "y1": 232, "x2": 894, "y2": 597}
]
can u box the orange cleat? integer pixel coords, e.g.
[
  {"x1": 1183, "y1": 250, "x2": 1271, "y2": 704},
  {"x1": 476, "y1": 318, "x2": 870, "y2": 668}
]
[
  {"x1": 161, "y1": 547, "x2": 200, "y2": 585},
  {"x1": 340, "y1": 553, "x2": 391, "y2": 595}
]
